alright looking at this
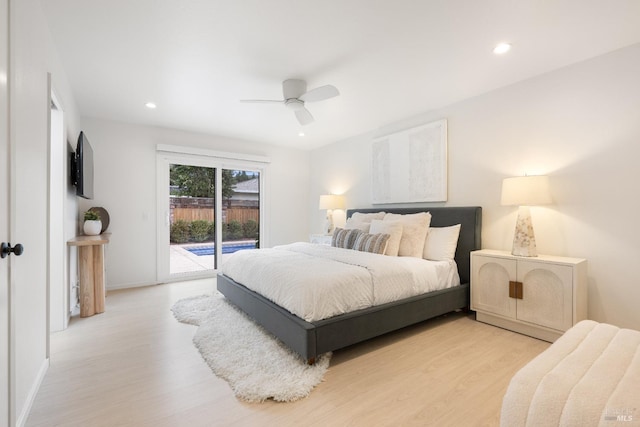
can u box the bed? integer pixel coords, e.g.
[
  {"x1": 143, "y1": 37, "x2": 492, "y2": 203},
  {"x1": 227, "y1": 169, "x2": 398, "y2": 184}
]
[
  {"x1": 501, "y1": 320, "x2": 640, "y2": 426},
  {"x1": 217, "y1": 206, "x2": 482, "y2": 363}
]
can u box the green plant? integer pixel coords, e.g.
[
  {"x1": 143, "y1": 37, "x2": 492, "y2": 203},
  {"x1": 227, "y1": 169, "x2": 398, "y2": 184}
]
[
  {"x1": 242, "y1": 219, "x2": 259, "y2": 239},
  {"x1": 170, "y1": 220, "x2": 190, "y2": 243},
  {"x1": 84, "y1": 210, "x2": 100, "y2": 221},
  {"x1": 208, "y1": 221, "x2": 216, "y2": 239},
  {"x1": 190, "y1": 220, "x2": 210, "y2": 242},
  {"x1": 226, "y1": 220, "x2": 242, "y2": 240}
]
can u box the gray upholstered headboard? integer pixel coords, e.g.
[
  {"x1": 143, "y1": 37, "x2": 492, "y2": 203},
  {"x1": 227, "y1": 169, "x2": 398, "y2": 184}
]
[{"x1": 346, "y1": 206, "x2": 482, "y2": 284}]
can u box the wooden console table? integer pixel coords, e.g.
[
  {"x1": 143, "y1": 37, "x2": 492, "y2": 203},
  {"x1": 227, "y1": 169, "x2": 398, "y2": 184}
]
[{"x1": 67, "y1": 233, "x2": 110, "y2": 317}]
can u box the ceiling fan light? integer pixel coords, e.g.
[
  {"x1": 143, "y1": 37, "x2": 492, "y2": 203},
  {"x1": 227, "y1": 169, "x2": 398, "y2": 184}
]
[{"x1": 285, "y1": 98, "x2": 305, "y2": 111}]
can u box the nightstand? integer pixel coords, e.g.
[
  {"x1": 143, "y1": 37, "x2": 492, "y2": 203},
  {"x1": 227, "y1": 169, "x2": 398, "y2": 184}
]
[
  {"x1": 471, "y1": 249, "x2": 587, "y2": 342},
  {"x1": 309, "y1": 234, "x2": 332, "y2": 245}
]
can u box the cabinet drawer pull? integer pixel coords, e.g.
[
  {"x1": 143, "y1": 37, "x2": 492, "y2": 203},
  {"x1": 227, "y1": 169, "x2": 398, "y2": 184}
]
[{"x1": 509, "y1": 281, "x2": 523, "y2": 299}]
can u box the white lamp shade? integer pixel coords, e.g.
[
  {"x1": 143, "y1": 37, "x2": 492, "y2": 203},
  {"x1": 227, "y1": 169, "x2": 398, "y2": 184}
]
[
  {"x1": 318, "y1": 194, "x2": 345, "y2": 210},
  {"x1": 501, "y1": 176, "x2": 552, "y2": 206}
]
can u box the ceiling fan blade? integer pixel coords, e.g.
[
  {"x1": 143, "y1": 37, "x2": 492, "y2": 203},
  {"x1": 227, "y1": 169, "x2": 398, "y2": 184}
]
[
  {"x1": 295, "y1": 108, "x2": 314, "y2": 126},
  {"x1": 299, "y1": 85, "x2": 340, "y2": 102},
  {"x1": 239, "y1": 99, "x2": 283, "y2": 104}
]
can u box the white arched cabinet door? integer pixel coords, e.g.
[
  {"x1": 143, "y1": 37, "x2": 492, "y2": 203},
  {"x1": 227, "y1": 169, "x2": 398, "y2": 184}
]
[
  {"x1": 471, "y1": 256, "x2": 516, "y2": 319},
  {"x1": 517, "y1": 262, "x2": 573, "y2": 331}
]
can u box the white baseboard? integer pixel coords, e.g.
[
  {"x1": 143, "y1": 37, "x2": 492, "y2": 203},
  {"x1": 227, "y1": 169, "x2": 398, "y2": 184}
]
[
  {"x1": 106, "y1": 281, "x2": 158, "y2": 291},
  {"x1": 16, "y1": 358, "x2": 49, "y2": 427},
  {"x1": 107, "y1": 273, "x2": 217, "y2": 291}
]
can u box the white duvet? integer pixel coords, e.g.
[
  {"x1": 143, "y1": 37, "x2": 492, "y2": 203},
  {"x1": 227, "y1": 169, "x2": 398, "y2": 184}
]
[{"x1": 220, "y1": 242, "x2": 460, "y2": 322}]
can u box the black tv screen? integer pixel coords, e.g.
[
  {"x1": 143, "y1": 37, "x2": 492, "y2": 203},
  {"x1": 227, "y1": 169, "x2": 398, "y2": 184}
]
[{"x1": 72, "y1": 131, "x2": 94, "y2": 199}]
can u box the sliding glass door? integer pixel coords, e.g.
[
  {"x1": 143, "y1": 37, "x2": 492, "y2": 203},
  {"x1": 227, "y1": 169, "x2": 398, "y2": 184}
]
[
  {"x1": 169, "y1": 163, "x2": 217, "y2": 275},
  {"x1": 221, "y1": 169, "x2": 260, "y2": 263},
  {"x1": 157, "y1": 151, "x2": 264, "y2": 282}
]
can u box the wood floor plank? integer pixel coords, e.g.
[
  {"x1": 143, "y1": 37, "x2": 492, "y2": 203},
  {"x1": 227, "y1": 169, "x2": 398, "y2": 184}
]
[{"x1": 26, "y1": 279, "x2": 549, "y2": 427}]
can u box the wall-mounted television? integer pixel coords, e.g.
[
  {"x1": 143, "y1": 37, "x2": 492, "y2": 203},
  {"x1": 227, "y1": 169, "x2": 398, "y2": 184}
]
[{"x1": 70, "y1": 131, "x2": 94, "y2": 199}]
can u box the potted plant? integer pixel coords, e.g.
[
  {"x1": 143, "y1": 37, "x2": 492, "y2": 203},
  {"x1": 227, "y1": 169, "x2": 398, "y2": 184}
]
[{"x1": 83, "y1": 210, "x2": 102, "y2": 235}]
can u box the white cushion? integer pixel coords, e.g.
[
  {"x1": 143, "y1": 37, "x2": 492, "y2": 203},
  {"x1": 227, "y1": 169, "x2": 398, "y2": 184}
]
[
  {"x1": 423, "y1": 224, "x2": 461, "y2": 261},
  {"x1": 383, "y1": 212, "x2": 432, "y2": 258},
  {"x1": 369, "y1": 220, "x2": 403, "y2": 256}
]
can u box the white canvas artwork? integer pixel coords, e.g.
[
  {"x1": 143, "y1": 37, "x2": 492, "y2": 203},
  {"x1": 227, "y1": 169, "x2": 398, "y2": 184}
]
[{"x1": 371, "y1": 119, "x2": 447, "y2": 204}]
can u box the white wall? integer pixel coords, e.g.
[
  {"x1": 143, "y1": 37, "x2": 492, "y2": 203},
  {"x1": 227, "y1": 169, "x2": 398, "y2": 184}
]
[
  {"x1": 79, "y1": 118, "x2": 310, "y2": 288},
  {"x1": 310, "y1": 43, "x2": 640, "y2": 329},
  {"x1": 10, "y1": 0, "x2": 80, "y2": 424}
]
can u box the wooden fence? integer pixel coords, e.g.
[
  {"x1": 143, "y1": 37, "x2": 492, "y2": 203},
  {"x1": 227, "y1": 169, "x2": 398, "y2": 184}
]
[
  {"x1": 171, "y1": 196, "x2": 258, "y2": 224},
  {"x1": 173, "y1": 207, "x2": 214, "y2": 222},
  {"x1": 226, "y1": 207, "x2": 259, "y2": 224}
]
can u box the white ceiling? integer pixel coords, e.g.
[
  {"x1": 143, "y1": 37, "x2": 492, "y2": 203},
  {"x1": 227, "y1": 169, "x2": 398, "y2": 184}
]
[{"x1": 40, "y1": 0, "x2": 640, "y2": 150}]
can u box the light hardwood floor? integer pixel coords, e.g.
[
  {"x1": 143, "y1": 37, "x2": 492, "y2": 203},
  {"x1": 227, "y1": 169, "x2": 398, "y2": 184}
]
[{"x1": 26, "y1": 279, "x2": 549, "y2": 427}]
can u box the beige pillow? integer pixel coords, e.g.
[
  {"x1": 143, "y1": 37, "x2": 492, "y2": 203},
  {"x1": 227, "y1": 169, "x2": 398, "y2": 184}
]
[
  {"x1": 350, "y1": 211, "x2": 386, "y2": 223},
  {"x1": 344, "y1": 220, "x2": 371, "y2": 233},
  {"x1": 383, "y1": 212, "x2": 432, "y2": 258},
  {"x1": 369, "y1": 220, "x2": 403, "y2": 256},
  {"x1": 423, "y1": 224, "x2": 461, "y2": 261}
]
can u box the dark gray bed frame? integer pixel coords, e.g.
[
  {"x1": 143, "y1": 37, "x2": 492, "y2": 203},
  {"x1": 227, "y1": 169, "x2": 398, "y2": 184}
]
[{"x1": 217, "y1": 206, "x2": 482, "y2": 363}]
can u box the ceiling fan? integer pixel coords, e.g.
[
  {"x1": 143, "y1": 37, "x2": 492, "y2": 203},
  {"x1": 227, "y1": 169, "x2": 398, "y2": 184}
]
[{"x1": 240, "y1": 79, "x2": 340, "y2": 126}]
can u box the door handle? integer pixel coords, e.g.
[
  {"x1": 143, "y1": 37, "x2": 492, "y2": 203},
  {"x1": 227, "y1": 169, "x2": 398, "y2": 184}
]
[{"x1": 1, "y1": 242, "x2": 24, "y2": 258}]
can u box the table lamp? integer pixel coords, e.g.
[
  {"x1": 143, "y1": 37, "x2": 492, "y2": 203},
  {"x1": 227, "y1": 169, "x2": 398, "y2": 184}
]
[
  {"x1": 319, "y1": 194, "x2": 345, "y2": 234},
  {"x1": 501, "y1": 175, "x2": 552, "y2": 257}
]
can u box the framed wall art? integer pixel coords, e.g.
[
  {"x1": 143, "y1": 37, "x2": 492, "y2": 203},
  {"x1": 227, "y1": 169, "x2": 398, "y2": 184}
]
[{"x1": 371, "y1": 119, "x2": 447, "y2": 204}]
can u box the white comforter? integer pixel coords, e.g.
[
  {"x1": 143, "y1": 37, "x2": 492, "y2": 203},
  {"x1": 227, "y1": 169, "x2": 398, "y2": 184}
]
[
  {"x1": 220, "y1": 242, "x2": 459, "y2": 322},
  {"x1": 501, "y1": 320, "x2": 640, "y2": 426}
]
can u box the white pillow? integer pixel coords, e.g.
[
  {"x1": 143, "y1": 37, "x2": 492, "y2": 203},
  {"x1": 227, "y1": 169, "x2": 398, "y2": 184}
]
[
  {"x1": 349, "y1": 211, "x2": 386, "y2": 223},
  {"x1": 369, "y1": 220, "x2": 403, "y2": 256},
  {"x1": 383, "y1": 212, "x2": 431, "y2": 258},
  {"x1": 423, "y1": 224, "x2": 461, "y2": 261}
]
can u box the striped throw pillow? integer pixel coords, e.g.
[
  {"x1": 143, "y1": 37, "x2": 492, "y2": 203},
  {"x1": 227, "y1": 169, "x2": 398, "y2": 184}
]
[
  {"x1": 331, "y1": 228, "x2": 363, "y2": 249},
  {"x1": 353, "y1": 232, "x2": 390, "y2": 254}
]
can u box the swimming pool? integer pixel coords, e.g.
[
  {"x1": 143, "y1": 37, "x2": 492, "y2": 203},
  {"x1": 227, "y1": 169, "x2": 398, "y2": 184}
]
[{"x1": 185, "y1": 242, "x2": 257, "y2": 256}]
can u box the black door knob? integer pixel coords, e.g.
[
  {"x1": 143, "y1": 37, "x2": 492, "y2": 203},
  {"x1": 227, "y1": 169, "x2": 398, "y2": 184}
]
[{"x1": 1, "y1": 242, "x2": 24, "y2": 258}]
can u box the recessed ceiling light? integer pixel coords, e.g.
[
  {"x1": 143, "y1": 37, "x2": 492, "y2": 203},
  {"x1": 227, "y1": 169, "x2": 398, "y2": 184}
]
[
  {"x1": 145, "y1": 102, "x2": 157, "y2": 109},
  {"x1": 298, "y1": 132, "x2": 305, "y2": 137},
  {"x1": 493, "y1": 43, "x2": 512, "y2": 55}
]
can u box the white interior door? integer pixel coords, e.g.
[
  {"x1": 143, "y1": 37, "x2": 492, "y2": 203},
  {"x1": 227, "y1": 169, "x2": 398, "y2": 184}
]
[
  {"x1": 0, "y1": 0, "x2": 10, "y2": 423},
  {"x1": 9, "y1": 0, "x2": 50, "y2": 423}
]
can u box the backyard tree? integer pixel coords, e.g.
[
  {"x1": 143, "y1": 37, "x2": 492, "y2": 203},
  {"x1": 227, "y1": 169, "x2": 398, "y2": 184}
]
[{"x1": 170, "y1": 165, "x2": 236, "y2": 200}]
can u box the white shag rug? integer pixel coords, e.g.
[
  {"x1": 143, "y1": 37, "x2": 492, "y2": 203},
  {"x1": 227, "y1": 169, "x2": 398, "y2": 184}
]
[{"x1": 171, "y1": 293, "x2": 331, "y2": 403}]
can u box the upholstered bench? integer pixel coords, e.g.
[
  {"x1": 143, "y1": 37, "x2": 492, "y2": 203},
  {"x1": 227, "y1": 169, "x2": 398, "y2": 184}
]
[{"x1": 501, "y1": 320, "x2": 640, "y2": 426}]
